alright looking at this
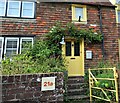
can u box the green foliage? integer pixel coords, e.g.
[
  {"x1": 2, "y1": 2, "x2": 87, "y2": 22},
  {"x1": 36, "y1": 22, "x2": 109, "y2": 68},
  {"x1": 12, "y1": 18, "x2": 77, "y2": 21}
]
[
  {"x1": 2, "y1": 40, "x2": 67, "y2": 75},
  {"x1": 46, "y1": 22, "x2": 65, "y2": 57},
  {"x1": 96, "y1": 60, "x2": 114, "y2": 68},
  {"x1": 92, "y1": 70, "x2": 116, "y2": 102},
  {"x1": 116, "y1": 62, "x2": 120, "y2": 69},
  {"x1": 66, "y1": 23, "x2": 103, "y2": 43},
  {"x1": 83, "y1": 60, "x2": 117, "y2": 102}
]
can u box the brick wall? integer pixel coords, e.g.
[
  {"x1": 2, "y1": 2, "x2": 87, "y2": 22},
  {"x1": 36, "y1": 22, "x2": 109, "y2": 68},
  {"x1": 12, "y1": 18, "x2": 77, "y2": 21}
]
[
  {"x1": 2, "y1": 72, "x2": 64, "y2": 102},
  {"x1": 1, "y1": 2, "x2": 119, "y2": 69}
]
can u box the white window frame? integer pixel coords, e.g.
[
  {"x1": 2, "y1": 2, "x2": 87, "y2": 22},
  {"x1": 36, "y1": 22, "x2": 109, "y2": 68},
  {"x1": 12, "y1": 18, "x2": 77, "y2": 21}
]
[
  {"x1": 4, "y1": 37, "x2": 19, "y2": 57},
  {"x1": 21, "y1": 1, "x2": 35, "y2": 18},
  {"x1": 0, "y1": 37, "x2": 4, "y2": 61},
  {"x1": 20, "y1": 37, "x2": 33, "y2": 54},
  {"x1": 0, "y1": 0, "x2": 6, "y2": 16},
  {"x1": 7, "y1": 1, "x2": 21, "y2": 17}
]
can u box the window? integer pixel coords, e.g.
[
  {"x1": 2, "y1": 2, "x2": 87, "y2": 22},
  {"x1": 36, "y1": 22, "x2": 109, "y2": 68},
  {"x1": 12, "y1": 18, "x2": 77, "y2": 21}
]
[
  {"x1": 20, "y1": 37, "x2": 33, "y2": 53},
  {"x1": 22, "y1": 2, "x2": 35, "y2": 18},
  {"x1": 0, "y1": 0, "x2": 6, "y2": 16},
  {"x1": 72, "y1": 4, "x2": 87, "y2": 22},
  {"x1": 0, "y1": 0, "x2": 35, "y2": 18},
  {"x1": 7, "y1": 1, "x2": 21, "y2": 17},
  {"x1": 66, "y1": 42, "x2": 71, "y2": 56},
  {"x1": 4, "y1": 38, "x2": 19, "y2": 57},
  {"x1": 74, "y1": 42, "x2": 80, "y2": 56}
]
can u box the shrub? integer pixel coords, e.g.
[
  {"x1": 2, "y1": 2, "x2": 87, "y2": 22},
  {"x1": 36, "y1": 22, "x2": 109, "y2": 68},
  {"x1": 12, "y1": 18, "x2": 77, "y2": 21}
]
[{"x1": 2, "y1": 40, "x2": 67, "y2": 75}]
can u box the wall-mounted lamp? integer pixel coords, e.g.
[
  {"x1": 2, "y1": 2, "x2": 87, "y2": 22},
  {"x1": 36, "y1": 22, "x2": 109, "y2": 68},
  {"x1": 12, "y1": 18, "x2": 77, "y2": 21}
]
[{"x1": 60, "y1": 36, "x2": 65, "y2": 45}]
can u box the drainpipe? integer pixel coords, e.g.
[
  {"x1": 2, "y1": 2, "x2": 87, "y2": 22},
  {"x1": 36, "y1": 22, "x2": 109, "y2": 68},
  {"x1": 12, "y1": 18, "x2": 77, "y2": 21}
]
[{"x1": 98, "y1": 5, "x2": 105, "y2": 58}]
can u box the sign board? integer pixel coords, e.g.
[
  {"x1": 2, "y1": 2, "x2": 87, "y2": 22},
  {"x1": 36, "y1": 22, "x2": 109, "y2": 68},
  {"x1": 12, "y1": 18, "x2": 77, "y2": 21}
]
[
  {"x1": 41, "y1": 77, "x2": 55, "y2": 91},
  {"x1": 86, "y1": 50, "x2": 92, "y2": 59}
]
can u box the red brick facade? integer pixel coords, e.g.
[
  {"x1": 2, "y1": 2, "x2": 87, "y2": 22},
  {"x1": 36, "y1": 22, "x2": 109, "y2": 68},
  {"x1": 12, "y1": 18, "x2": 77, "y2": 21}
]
[{"x1": 0, "y1": 2, "x2": 119, "y2": 69}]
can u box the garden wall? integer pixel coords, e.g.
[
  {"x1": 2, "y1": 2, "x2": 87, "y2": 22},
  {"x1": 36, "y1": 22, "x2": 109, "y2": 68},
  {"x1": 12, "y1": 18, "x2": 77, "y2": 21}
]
[{"x1": 2, "y1": 72, "x2": 64, "y2": 103}]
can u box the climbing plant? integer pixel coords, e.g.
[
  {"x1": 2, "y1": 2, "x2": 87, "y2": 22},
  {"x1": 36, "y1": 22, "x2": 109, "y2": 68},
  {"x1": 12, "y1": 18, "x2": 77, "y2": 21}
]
[{"x1": 46, "y1": 22, "x2": 103, "y2": 57}]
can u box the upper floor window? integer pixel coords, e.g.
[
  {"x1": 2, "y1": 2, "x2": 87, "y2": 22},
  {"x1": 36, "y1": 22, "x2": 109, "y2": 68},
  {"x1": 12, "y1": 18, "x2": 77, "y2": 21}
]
[
  {"x1": 7, "y1": 1, "x2": 21, "y2": 17},
  {"x1": 72, "y1": 4, "x2": 87, "y2": 23},
  {"x1": 0, "y1": 0, "x2": 35, "y2": 18},
  {"x1": 22, "y1": 2, "x2": 35, "y2": 18}
]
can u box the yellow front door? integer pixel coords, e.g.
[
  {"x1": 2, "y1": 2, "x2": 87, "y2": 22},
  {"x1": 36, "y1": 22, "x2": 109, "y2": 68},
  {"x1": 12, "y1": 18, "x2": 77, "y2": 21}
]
[{"x1": 62, "y1": 39, "x2": 84, "y2": 76}]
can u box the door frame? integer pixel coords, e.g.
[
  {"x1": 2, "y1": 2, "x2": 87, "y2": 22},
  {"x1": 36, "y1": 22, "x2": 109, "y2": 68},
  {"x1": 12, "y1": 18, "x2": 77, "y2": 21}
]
[{"x1": 62, "y1": 38, "x2": 84, "y2": 76}]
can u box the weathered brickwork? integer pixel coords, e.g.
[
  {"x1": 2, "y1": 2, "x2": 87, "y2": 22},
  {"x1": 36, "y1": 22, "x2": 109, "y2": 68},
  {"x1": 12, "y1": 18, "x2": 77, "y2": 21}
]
[
  {"x1": 0, "y1": 3, "x2": 119, "y2": 68},
  {"x1": 2, "y1": 72, "x2": 64, "y2": 102}
]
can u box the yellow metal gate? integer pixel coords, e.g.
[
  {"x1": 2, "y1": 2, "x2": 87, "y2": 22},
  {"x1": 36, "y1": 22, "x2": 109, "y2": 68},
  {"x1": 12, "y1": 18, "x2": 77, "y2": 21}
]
[{"x1": 89, "y1": 67, "x2": 118, "y2": 102}]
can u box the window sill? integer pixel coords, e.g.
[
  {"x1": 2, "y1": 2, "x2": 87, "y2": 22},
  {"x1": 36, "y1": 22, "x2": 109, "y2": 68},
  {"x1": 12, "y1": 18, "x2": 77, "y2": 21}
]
[
  {"x1": 0, "y1": 17, "x2": 36, "y2": 23},
  {"x1": 72, "y1": 21, "x2": 87, "y2": 24}
]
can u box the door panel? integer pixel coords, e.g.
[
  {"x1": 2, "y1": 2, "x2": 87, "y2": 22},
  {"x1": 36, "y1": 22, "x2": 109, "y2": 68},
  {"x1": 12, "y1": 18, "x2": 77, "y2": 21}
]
[{"x1": 62, "y1": 40, "x2": 84, "y2": 76}]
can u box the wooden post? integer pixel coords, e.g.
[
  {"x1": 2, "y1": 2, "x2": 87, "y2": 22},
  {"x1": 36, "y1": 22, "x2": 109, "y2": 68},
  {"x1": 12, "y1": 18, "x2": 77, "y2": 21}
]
[
  {"x1": 89, "y1": 69, "x2": 92, "y2": 102},
  {"x1": 113, "y1": 67, "x2": 119, "y2": 102}
]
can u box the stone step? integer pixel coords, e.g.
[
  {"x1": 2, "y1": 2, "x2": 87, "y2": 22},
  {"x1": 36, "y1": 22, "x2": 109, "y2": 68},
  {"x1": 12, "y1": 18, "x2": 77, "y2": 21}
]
[
  {"x1": 67, "y1": 95, "x2": 89, "y2": 100},
  {"x1": 67, "y1": 76, "x2": 84, "y2": 84},
  {"x1": 67, "y1": 88, "x2": 88, "y2": 96},
  {"x1": 67, "y1": 82, "x2": 88, "y2": 89}
]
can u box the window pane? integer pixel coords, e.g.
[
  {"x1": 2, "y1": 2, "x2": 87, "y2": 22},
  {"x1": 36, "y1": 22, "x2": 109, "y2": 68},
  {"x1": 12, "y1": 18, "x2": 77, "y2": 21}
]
[
  {"x1": 75, "y1": 7, "x2": 83, "y2": 20},
  {"x1": 6, "y1": 40, "x2": 17, "y2": 48},
  {"x1": 0, "y1": 8, "x2": 5, "y2": 16},
  {"x1": 5, "y1": 39, "x2": 18, "y2": 57},
  {"x1": 22, "y1": 10, "x2": 32, "y2": 17},
  {"x1": 22, "y1": 39, "x2": 32, "y2": 48},
  {"x1": 66, "y1": 42, "x2": 71, "y2": 56},
  {"x1": 7, "y1": 1, "x2": 21, "y2": 17},
  {"x1": 21, "y1": 38, "x2": 33, "y2": 53},
  {"x1": 0, "y1": 0, "x2": 6, "y2": 16},
  {"x1": 9, "y1": 2, "x2": 19, "y2": 8},
  {"x1": 22, "y1": 2, "x2": 34, "y2": 18},
  {"x1": 74, "y1": 42, "x2": 80, "y2": 56},
  {"x1": 23, "y1": 2, "x2": 33, "y2": 9},
  {"x1": 118, "y1": 11, "x2": 120, "y2": 22},
  {"x1": 8, "y1": 8, "x2": 19, "y2": 16},
  {"x1": 6, "y1": 50, "x2": 16, "y2": 57}
]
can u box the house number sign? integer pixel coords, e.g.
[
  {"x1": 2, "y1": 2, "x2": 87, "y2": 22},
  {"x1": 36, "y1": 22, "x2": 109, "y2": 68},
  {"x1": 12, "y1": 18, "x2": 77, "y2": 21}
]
[{"x1": 41, "y1": 77, "x2": 55, "y2": 91}]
